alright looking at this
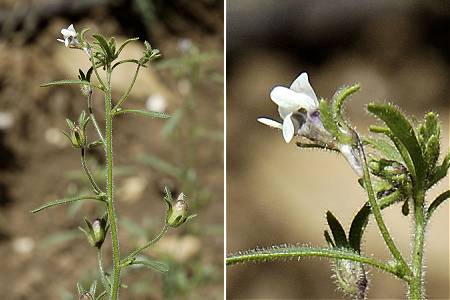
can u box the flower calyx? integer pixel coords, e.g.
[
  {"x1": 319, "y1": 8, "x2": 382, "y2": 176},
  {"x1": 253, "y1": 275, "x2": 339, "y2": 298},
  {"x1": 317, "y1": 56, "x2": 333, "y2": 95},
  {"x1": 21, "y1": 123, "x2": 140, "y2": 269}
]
[
  {"x1": 79, "y1": 213, "x2": 109, "y2": 248},
  {"x1": 63, "y1": 111, "x2": 90, "y2": 149},
  {"x1": 139, "y1": 41, "x2": 161, "y2": 66},
  {"x1": 163, "y1": 187, "x2": 196, "y2": 228}
]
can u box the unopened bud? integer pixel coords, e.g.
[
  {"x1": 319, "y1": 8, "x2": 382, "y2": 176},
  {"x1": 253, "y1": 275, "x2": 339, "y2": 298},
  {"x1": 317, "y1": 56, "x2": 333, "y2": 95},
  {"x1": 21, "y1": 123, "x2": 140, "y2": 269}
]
[
  {"x1": 79, "y1": 214, "x2": 109, "y2": 248},
  {"x1": 167, "y1": 193, "x2": 189, "y2": 228},
  {"x1": 70, "y1": 126, "x2": 86, "y2": 148}
]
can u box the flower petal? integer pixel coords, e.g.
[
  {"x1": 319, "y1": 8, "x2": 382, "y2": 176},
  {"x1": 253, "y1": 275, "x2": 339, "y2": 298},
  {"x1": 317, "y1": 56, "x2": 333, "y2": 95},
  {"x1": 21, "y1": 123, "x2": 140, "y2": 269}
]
[
  {"x1": 282, "y1": 113, "x2": 295, "y2": 143},
  {"x1": 68, "y1": 24, "x2": 75, "y2": 32},
  {"x1": 270, "y1": 86, "x2": 317, "y2": 113},
  {"x1": 257, "y1": 117, "x2": 282, "y2": 129},
  {"x1": 289, "y1": 73, "x2": 318, "y2": 106},
  {"x1": 64, "y1": 38, "x2": 69, "y2": 47},
  {"x1": 57, "y1": 39, "x2": 65, "y2": 43}
]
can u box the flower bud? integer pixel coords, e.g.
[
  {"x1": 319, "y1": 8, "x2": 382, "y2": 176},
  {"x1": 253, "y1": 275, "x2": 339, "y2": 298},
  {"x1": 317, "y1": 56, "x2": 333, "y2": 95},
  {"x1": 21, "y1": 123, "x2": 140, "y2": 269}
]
[
  {"x1": 79, "y1": 214, "x2": 109, "y2": 248},
  {"x1": 369, "y1": 158, "x2": 408, "y2": 187},
  {"x1": 166, "y1": 193, "x2": 189, "y2": 228},
  {"x1": 332, "y1": 259, "x2": 368, "y2": 299},
  {"x1": 70, "y1": 126, "x2": 86, "y2": 148},
  {"x1": 63, "y1": 112, "x2": 90, "y2": 149}
]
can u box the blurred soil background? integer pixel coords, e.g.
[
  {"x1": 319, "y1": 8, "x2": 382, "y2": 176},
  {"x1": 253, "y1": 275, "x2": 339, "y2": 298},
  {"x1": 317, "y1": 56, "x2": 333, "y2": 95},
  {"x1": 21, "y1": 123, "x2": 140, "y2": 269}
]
[
  {"x1": 0, "y1": 0, "x2": 223, "y2": 299},
  {"x1": 227, "y1": 0, "x2": 449, "y2": 299}
]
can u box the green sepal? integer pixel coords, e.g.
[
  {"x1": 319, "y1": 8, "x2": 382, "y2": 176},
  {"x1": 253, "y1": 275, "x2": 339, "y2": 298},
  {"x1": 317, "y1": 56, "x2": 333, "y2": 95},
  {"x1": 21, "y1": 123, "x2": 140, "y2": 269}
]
[
  {"x1": 132, "y1": 258, "x2": 169, "y2": 273},
  {"x1": 89, "y1": 281, "x2": 97, "y2": 297},
  {"x1": 79, "y1": 28, "x2": 90, "y2": 43},
  {"x1": 163, "y1": 186, "x2": 173, "y2": 209},
  {"x1": 367, "y1": 103, "x2": 426, "y2": 187},
  {"x1": 319, "y1": 99, "x2": 339, "y2": 137},
  {"x1": 332, "y1": 83, "x2": 360, "y2": 125},
  {"x1": 418, "y1": 112, "x2": 440, "y2": 149},
  {"x1": 326, "y1": 211, "x2": 348, "y2": 249},
  {"x1": 348, "y1": 204, "x2": 370, "y2": 253},
  {"x1": 77, "y1": 282, "x2": 85, "y2": 294},
  {"x1": 92, "y1": 34, "x2": 113, "y2": 59},
  {"x1": 424, "y1": 134, "x2": 440, "y2": 173},
  {"x1": 363, "y1": 137, "x2": 403, "y2": 162},
  {"x1": 324, "y1": 230, "x2": 336, "y2": 248},
  {"x1": 108, "y1": 37, "x2": 117, "y2": 56}
]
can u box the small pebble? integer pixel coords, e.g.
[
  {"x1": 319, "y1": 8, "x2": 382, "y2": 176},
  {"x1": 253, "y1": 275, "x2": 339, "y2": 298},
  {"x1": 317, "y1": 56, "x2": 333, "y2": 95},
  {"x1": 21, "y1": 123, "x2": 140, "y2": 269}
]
[
  {"x1": 12, "y1": 237, "x2": 35, "y2": 255},
  {"x1": 117, "y1": 176, "x2": 147, "y2": 203},
  {"x1": 177, "y1": 78, "x2": 191, "y2": 96}
]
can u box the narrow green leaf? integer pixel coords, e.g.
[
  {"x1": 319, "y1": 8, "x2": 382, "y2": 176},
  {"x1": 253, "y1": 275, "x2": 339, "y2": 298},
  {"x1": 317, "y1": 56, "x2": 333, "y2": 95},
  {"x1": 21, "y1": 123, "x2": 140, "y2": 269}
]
[
  {"x1": 427, "y1": 190, "x2": 450, "y2": 219},
  {"x1": 132, "y1": 259, "x2": 169, "y2": 273},
  {"x1": 348, "y1": 190, "x2": 402, "y2": 253},
  {"x1": 41, "y1": 79, "x2": 89, "y2": 87},
  {"x1": 226, "y1": 246, "x2": 399, "y2": 277},
  {"x1": 93, "y1": 34, "x2": 112, "y2": 58},
  {"x1": 114, "y1": 108, "x2": 170, "y2": 119},
  {"x1": 162, "y1": 109, "x2": 183, "y2": 137},
  {"x1": 429, "y1": 152, "x2": 450, "y2": 187},
  {"x1": 41, "y1": 79, "x2": 102, "y2": 91},
  {"x1": 116, "y1": 37, "x2": 139, "y2": 57},
  {"x1": 367, "y1": 103, "x2": 426, "y2": 186},
  {"x1": 363, "y1": 137, "x2": 403, "y2": 162},
  {"x1": 348, "y1": 204, "x2": 370, "y2": 253},
  {"x1": 326, "y1": 211, "x2": 348, "y2": 248},
  {"x1": 31, "y1": 195, "x2": 101, "y2": 213}
]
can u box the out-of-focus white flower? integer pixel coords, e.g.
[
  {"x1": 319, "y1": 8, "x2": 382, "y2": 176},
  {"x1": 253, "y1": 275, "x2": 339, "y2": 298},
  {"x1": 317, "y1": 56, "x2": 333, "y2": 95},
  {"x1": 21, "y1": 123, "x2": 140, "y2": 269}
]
[
  {"x1": 178, "y1": 38, "x2": 193, "y2": 53},
  {"x1": 146, "y1": 94, "x2": 167, "y2": 113},
  {"x1": 0, "y1": 112, "x2": 14, "y2": 130},
  {"x1": 57, "y1": 24, "x2": 78, "y2": 47},
  {"x1": 258, "y1": 72, "x2": 322, "y2": 143}
]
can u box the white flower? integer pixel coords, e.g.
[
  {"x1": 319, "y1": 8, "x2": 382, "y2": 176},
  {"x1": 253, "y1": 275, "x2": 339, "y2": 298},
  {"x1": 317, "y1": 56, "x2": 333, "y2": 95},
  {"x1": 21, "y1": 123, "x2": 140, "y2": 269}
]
[
  {"x1": 257, "y1": 72, "x2": 320, "y2": 143},
  {"x1": 57, "y1": 24, "x2": 78, "y2": 47}
]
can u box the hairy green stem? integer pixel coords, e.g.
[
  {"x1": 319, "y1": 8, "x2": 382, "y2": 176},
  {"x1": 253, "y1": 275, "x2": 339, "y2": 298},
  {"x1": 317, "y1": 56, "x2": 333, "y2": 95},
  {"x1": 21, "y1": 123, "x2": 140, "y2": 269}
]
[
  {"x1": 104, "y1": 65, "x2": 121, "y2": 299},
  {"x1": 123, "y1": 224, "x2": 169, "y2": 263},
  {"x1": 227, "y1": 246, "x2": 402, "y2": 279},
  {"x1": 87, "y1": 88, "x2": 105, "y2": 145},
  {"x1": 357, "y1": 139, "x2": 412, "y2": 276},
  {"x1": 409, "y1": 191, "x2": 426, "y2": 299},
  {"x1": 97, "y1": 248, "x2": 110, "y2": 297},
  {"x1": 81, "y1": 148, "x2": 101, "y2": 194},
  {"x1": 88, "y1": 50, "x2": 106, "y2": 89},
  {"x1": 113, "y1": 64, "x2": 141, "y2": 112}
]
